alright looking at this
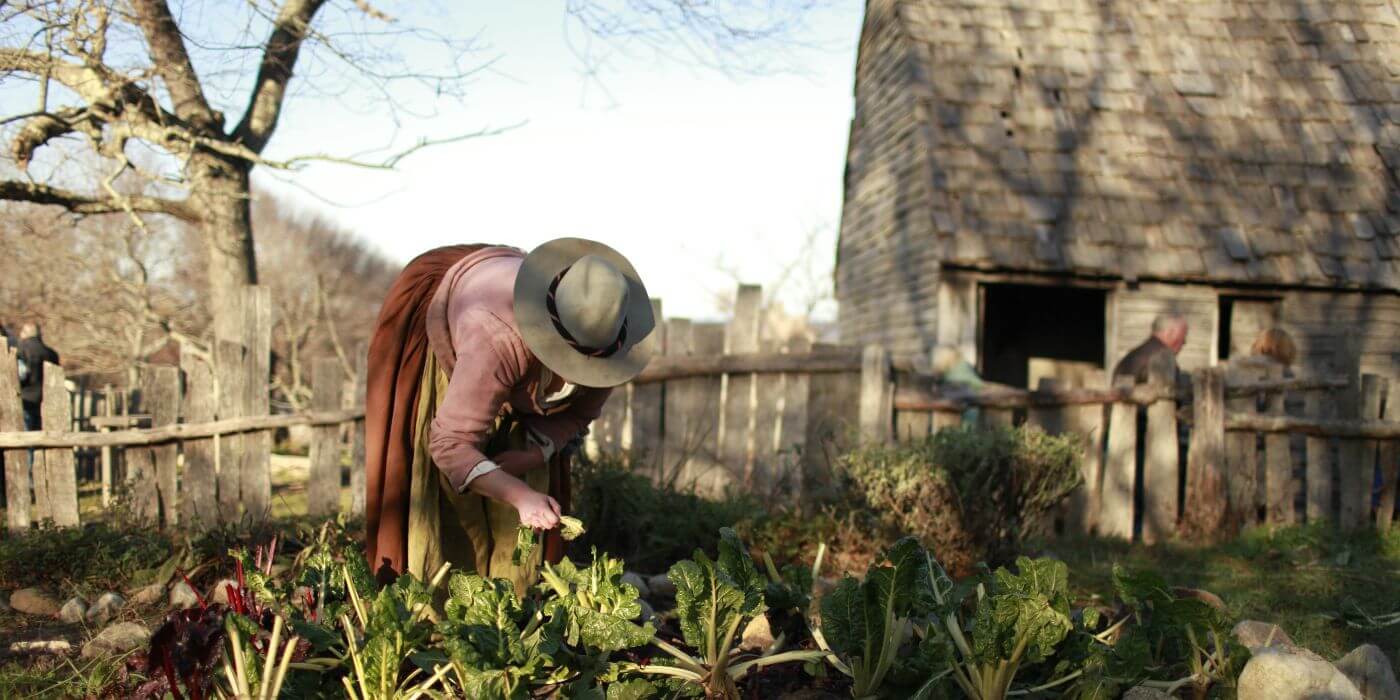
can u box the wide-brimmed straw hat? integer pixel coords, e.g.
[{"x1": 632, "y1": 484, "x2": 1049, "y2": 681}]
[{"x1": 514, "y1": 238, "x2": 656, "y2": 388}]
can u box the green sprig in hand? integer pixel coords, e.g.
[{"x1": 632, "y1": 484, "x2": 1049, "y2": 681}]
[{"x1": 513, "y1": 516, "x2": 586, "y2": 566}]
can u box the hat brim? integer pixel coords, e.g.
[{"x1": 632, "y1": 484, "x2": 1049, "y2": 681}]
[{"x1": 514, "y1": 238, "x2": 656, "y2": 388}]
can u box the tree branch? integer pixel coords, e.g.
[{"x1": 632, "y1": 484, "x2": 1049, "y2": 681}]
[
  {"x1": 0, "y1": 180, "x2": 200, "y2": 222},
  {"x1": 128, "y1": 0, "x2": 220, "y2": 132},
  {"x1": 233, "y1": 0, "x2": 330, "y2": 153}
]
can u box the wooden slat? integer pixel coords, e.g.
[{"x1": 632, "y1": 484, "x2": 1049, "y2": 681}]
[
  {"x1": 1341, "y1": 375, "x2": 1384, "y2": 530},
  {"x1": 932, "y1": 410, "x2": 962, "y2": 433},
  {"x1": 660, "y1": 319, "x2": 695, "y2": 481},
  {"x1": 1224, "y1": 365, "x2": 1263, "y2": 531},
  {"x1": 1101, "y1": 377, "x2": 1137, "y2": 540},
  {"x1": 721, "y1": 285, "x2": 762, "y2": 486},
  {"x1": 350, "y1": 345, "x2": 368, "y2": 517},
  {"x1": 803, "y1": 343, "x2": 861, "y2": 498},
  {"x1": 181, "y1": 350, "x2": 217, "y2": 526},
  {"x1": 1183, "y1": 368, "x2": 1227, "y2": 538},
  {"x1": 632, "y1": 348, "x2": 863, "y2": 383},
  {"x1": 36, "y1": 364, "x2": 77, "y2": 526},
  {"x1": 629, "y1": 300, "x2": 665, "y2": 471},
  {"x1": 689, "y1": 324, "x2": 728, "y2": 493},
  {"x1": 896, "y1": 411, "x2": 932, "y2": 442},
  {"x1": 1263, "y1": 365, "x2": 1294, "y2": 525},
  {"x1": 1027, "y1": 379, "x2": 1066, "y2": 535},
  {"x1": 216, "y1": 340, "x2": 245, "y2": 524},
  {"x1": 1305, "y1": 390, "x2": 1336, "y2": 524},
  {"x1": 982, "y1": 408, "x2": 1015, "y2": 429},
  {"x1": 127, "y1": 370, "x2": 157, "y2": 524},
  {"x1": 147, "y1": 366, "x2": 180, "y2": 527},
  {"x1": 0, "y1": 409, "x2": 366, "y2": 448},
  {"x1": 751, "y1": 337, "x2": 784, "y2": 495},
  {"x1": 241, "y1": 286, "x2": 273, "y2": 522},
  {"x1": 308, "y1": 358, "x2": 343, "y2": 517},
  {"x1": 779, "y1": 335, "x2": 812, "y2": 497},
  {"x1": 1, "y1": 348, "x2": 30, "y2": 532},
  {"x1": 1143, "y1": 388, "x2": 1179, "y2": 544},
  {"x1": 859, "y1": 345, "x2": 893, "y2": 442},
  {"x1": 892, "y1": 375, "x2": 1347, "y2": 411},
  {"x1": 100, "y1": 383, "x2": 114, "y2": 508}
]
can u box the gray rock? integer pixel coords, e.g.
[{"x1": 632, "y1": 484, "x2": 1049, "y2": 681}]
[
  {"x1": 1335, "y1": 644, "x2": 1400, "y2": 700},
  {"x1": 58, "y1": 596, "x2": 88, "y2": 624},
  {"x1": 1238, "y1": 645, "x2": 1363, "y2": 700},
  {"x1": 86, "y1": 592, "x2": 125, "y2": 626},
  {"x1": 210, "y1": 578, "x2": 238, "y2": 606},
  {"x1": 1233, "y1": 620, "x2": 1295, "y2": 651},
  {"x1": 81, "y1": 622, "x2": 151, "y2": 659},
  {"x1": 1123, "y1": 687, "x2": 1173, "y2": 700},
  {"x1": 647, "y1": 573, "x2": 676, "y2": 598},
  {"x1": 10, "y1": 587, "x2": 61, "y2": 617},
  {"x1": 169, "y1": 581, "x2": 199, "y2": 610},
  {"x1": 621, "y1": 572, "x2": 651, "y2": 598},
  {"x1": 129, "y1": 582, "x2": 165, "y2": 607},
  {"x1": 9, "y1": 640, "x2": 72, "y2": 655},
  {"x1": 739, "y1": 614, "x2": 775, "y2": 652}
]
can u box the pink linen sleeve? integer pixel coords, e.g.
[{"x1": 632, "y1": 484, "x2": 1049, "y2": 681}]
[{"x1": 428, "y1": 309, "x2": 531, "y2": 492}]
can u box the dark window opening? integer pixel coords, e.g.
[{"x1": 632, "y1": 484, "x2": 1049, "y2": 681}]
[
  {"x1": 980, "y1": 283, "x2": 1107, "y2": 389},
  {"x1": 1218, "y1": 295, "x2": 1282, "y2": 362}
]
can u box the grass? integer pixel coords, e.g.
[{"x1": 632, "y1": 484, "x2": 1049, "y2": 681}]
[{"x1": 1034, "y1": 523, "x2": 1400, "y2": 661}]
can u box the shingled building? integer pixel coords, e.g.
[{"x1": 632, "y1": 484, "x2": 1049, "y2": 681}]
[{"x1": 835, "y1": 0, "x2": 1400, "y2": 388}]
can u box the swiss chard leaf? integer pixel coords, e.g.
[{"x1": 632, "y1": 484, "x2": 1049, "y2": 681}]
[
  {"x1": 539, "y1": 553, "x2": 655, "y2": 653},
  {"x1": 669, "y1": 528, "x2": 765, "y2": 660}
]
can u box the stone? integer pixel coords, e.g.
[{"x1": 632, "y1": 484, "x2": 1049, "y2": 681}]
[
  {"x1": 10, "y1": 587, "x2": 61, "y2": 617},
  {"x1": 9, "y1": 640, "x2": 72, "y2": 655},
  {"x1": 130, "y1": 582, "x2": 165, "y2": 607},
  {"x1": 1237, "y1": 645, "x2": 1363, "y2": 700},
  {"x1": 1233, "y1": 620, "x2": 1295, "y2": 651},
  {"x1": 169, "y1": 581, "x2": 199, "y2": 610},
  {"x1": 209, "y1": 578, "x2": 238, "y2": 606},
  {"x1": 81, "y1": 622, "x2": 151, "y2": 659},
  {"x1": 621, "y1": 572, "x2": 650, "y2": 598},
  {"x1": 1335, "y1": 644, "x2": 1400, "y2": 700},
  {"x1": 1123, "y1": 688, "x2": 1173, "y2": 700},
  {"x1": 739, "y1": 614, "x2": 775, "y2": 652},
  {"x1": 1173, "y1": 587, "x2": 1227, "y2": 613},
  {"x1": 58, "y1": 596, "x2": 88, "y2": 624},
  {"x1": 647, "y1": 573, "x2": 676, "y2": 598},
  {"x1": 86, "y1": 592, "x2": 125, "y2": 626}
]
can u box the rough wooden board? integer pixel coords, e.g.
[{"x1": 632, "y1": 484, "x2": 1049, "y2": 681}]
[
  {"x1": 859, "y1": 345, "x2": 893, "y2": 442},
  {"x1": 751, "y1": 337, "x2": 784, "y2": 496},
  {"x1": 1304, "y1": 390, "x2": 1336, "y2": 524},
  {"x1": 0, "y1": 348, "x2": 30, "y2": 532},
  {"x1": 309, "y1": 358, "x2": 343, "y2": 518},
  {"x1": 241, "y1": 286, "x2": 273, "y2": 522},
  {"x1": 350, "y1": 346, "x2": 368, "y2": 517},
  {"x1": 591, "y1": 386, "x2": 627, "y2": 457},
  {"x1": 1143, "y1": 391, "x2": 1179, "y2": 544},
  {"x1": 804, "y1": 343, "x2": 860, "y2": 498},
  {"x1": 779, "y1": 335, "x2": 812, "y2": 498},
  {"x1": 1183, "y1": 368, "x2": 1227, "y2": 538},
  {"x1": 38, "y1": 364, "x2": 78, "y2": 527},
  {"x1": 181, "y1": 349, "x2": 217, "y2": 527},
  {"x1": 1026, "y1": 379, "x2": 1065, "y2": 536},
  {"x1": 1224, "y1": 364, "x2": 1266, "y2": 530},
  {"x1": 215, "y1": 340, "x2": 245, "y2": 524},
  {"x1": 1102, "y1": 380, "x2": 1138, "y2": 540},
  {"x1": 932, "y1": 410, "x2": 962, "y2": 433},
  {"x1": 1264, "y1": 365, "x2": 1294, "y2": 525},
  {"x1": 896, "y1": 410, "x2": 932, "y2": 442},
  {"x1": 660, "y1": 319, "x2": 695, "y2": 482},
  {"x1": 1341, "y1": 375, "x2": 1385, "y2": 530},
  {"x1": 689, "y1": 325, "x2": 728, "y2": 494},
  {"x1": 721, "y1": 285, "x2": 762, "y2": 486},
  {"x1": 982, "y1": 408, "x2": 1015, "y2": 429},
  {"x1": 629, "y1": 300, "x2": 665, "y2": 471},
  {"x1": 146, "y1": 366, "x2": 180, "y2": 528}
]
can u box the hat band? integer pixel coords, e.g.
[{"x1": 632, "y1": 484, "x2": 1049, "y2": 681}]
[{"x1": 546, "y1": 266, "x2": 629, "y2": 359}]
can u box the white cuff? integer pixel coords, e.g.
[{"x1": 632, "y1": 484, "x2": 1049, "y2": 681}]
[{"x1": 461, "y1": 459, "x2": 501, "y2": 490}]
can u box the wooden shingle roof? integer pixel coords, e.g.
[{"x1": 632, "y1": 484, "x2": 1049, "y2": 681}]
[{"x1": 881, "y1": 0, "x2": 1400, "y2": 289}]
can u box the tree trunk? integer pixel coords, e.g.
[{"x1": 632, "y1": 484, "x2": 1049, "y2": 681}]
[{"x1": 191, "y1": 151, "x2": 258, "y2": 340}]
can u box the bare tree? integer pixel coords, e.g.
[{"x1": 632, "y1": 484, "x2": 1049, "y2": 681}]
[{"x1": 708, "y1": 221, "x2": 837, "y2": 321}]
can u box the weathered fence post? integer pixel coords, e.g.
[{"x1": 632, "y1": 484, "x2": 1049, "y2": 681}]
[
  {"x1": 804, "y1": 343, "x2": 861, "y2": 496},
  {"x1": 1143, "y1": 375, "x2": 1180, "y2": 544},
  {"x1": 1224, "y1": 365, "x2": 1263, "y2": 530},
  {"x1": 148, "y1": 366, "x2": 180, "y2": 527},
  {"x1": 660, "y1": 318, "x2": 694, "y2": 480},
  {"x1": 216, "y1": 340, "x2": 246, "y2": 524},
  {"x1": 1, "y1": 348, "x2": 30, "y2": 532},
  {"x1": 1183, "y1": 367, "x2": 1226, "y2": 538},
  {"x1": 858, "y1": 345, "x2": 892, "y2": 444},
  {"x1": 182, "y1": 350, "x2": 217, "y2": 526},
  {"x1": 242, "y1": 286, "x2": 273, "y2": 522},
  {"x1": 1379, "y1": 382, "x2": 1400, "y2": 533},
  {"x1": 721, "y1": 285, "x2": 762, "y2": 485},
  {"x1": 1102, "y1": 376, "x2": 1137, "y2": 540},
  {"x1": 100, "y1": 383, "x2": 114, "y2": 508},
  {"x1": 1263, "y1": 365, "x2": 1294, "y2": 525},
  {"x1": 41, "y1": 363, "x2": 79, "y2": 527},
  {"x1": 349, "y1": 345, "x2": 368, "y2": 518},
  {"x1": 1340, "y1": 374, "x2": 1383, "y2": 530},
  {"x1": 630, "y1": 300, "x2": 665, "y2": 471},
  {"x1": 309, "y1": 358, "x2": 343, "y2": 517},
  {"x1": 779, "y1": 334, "x2": 812, "y2": 498},
  {"x1": 1304, "y1": 389, "x2": 1336, "y2": 524}
]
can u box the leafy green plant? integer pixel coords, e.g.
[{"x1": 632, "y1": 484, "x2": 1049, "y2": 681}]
[
  {"x1": 513, "y1": 515, "x2": 586, "y2": 566},
  {"x1": 760, "y1": 542, "x2": 824, "y2": 646},
  {"x1": 335, "y1": 563, "x2": 453, "y2": 700},
  {"x1": 641, "y1": 528, "x2": 825, "y2": 699},
  {"x1": 433, "y1": 573, "x2": 573, "y2": 698},
  {"x1": 813, "y1": 537, "x2": 949, "y2": 699}
]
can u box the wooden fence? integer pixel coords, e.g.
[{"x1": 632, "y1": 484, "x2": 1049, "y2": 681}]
[{"x1": 0, "y1": 287, "x2": 366, "y2": 533}]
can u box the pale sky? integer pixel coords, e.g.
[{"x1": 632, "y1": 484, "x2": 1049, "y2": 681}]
[{"x1": 253, "y1": 2, "x2": 863, "y2": 322}]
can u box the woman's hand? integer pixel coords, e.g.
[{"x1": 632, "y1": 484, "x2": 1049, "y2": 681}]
[
  {"x1": 494, "y1": 447, "x2": 546, "y2": 477},
  {"x1": 510, "y1": 488, "x2": 561, "y2": 530}
]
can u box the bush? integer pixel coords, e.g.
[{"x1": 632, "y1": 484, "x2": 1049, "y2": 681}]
[
  {"x1": 0, "y1": 521, "x2": 173, "y2": 592},
  {"x1": 567, "y1": 453, "x2": 757, "y2": 573},
  {"x1": 838, "y1": 425, "x2": 1082, "y2": 577}
]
